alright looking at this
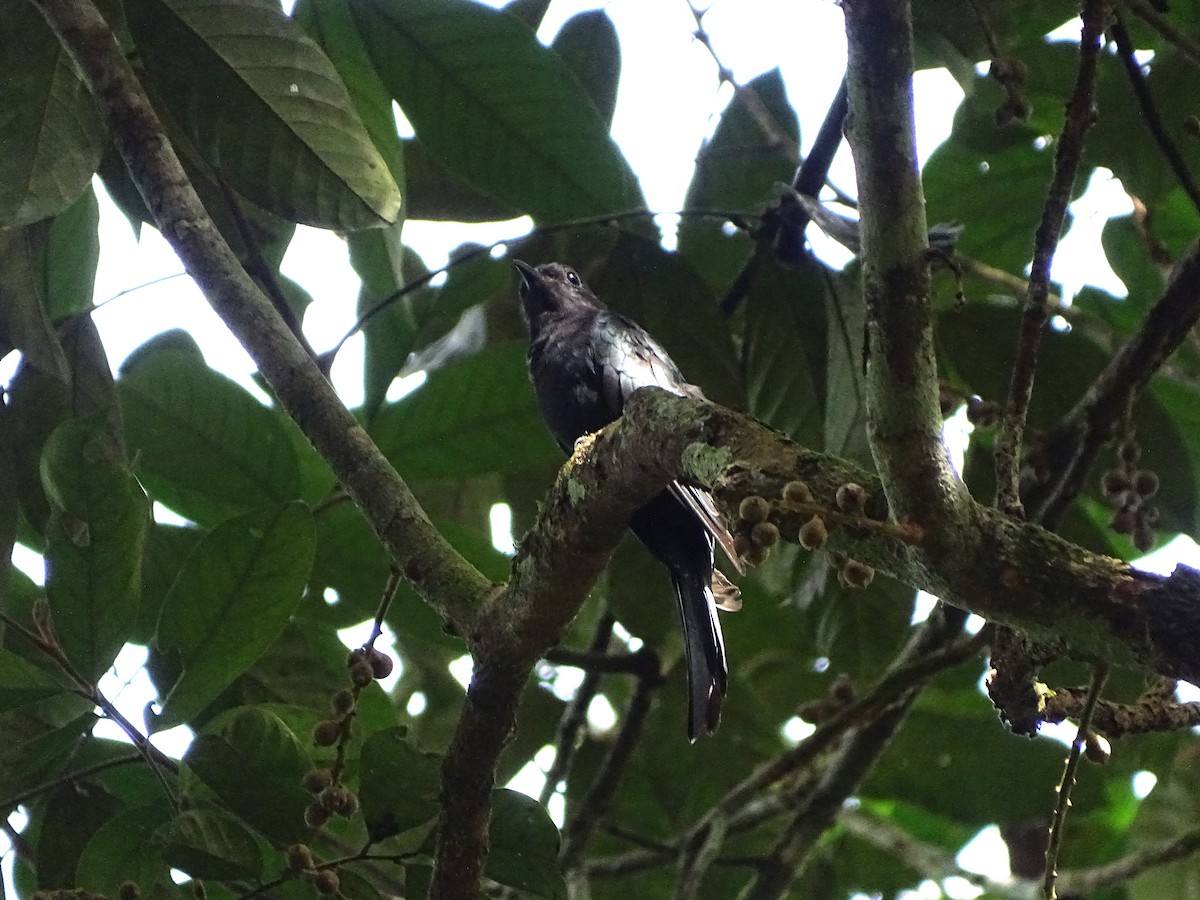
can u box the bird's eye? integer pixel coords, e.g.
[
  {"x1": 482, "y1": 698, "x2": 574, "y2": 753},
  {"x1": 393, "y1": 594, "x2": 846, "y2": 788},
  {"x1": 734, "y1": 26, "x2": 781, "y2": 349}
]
[{"x1": 565, "y1": 269, "x2": 581, "y2": 287}]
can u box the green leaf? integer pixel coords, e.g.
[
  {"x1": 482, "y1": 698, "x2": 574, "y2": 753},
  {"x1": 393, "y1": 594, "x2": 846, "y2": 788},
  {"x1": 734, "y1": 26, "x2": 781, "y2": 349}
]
[
  {"x1": 352, "y1": 0, "x2": 643, "y2": 223},
  {"x1": 1128, "y1": 745, "x2": 1200, "y2": 899},
  {"x1": 42, "y1": 186, "x2": 102, "y2": 322},
  {"x1": 484, "y1": 789, "x2": 566, "y2": 899},
  {"x1": 154, "y1": 808, "x2": 265, "y2": 881},
  {"x1": 552, "y1": 11, "x2": 620, "y2": 129},
  {"x1": 922, "y1": 44, "x2": 1085, "y2": 276},
  {"x1": 0, "y1": 710, "x2": 95, "y2": 799},
  {"x1": 36, "y1": 780, "x2": 123, "y2": 890},
  {"x1": 0, "y1": 648, "x2": 68, "y2": 714},
  {"x1": 185, "y1": 706, "x2": 313, "y2": 844},
  {"x1": 678, "y1": 68, "x2": 798, "y2": 291},
  {"x1": 358, "y1": 726, "x2": 441, "y2": 840},
  {"x1": 128, "y1": 0, "x2": 400, "y2": 230},
  {"x1": 119, "y1": 334, "x2": 302, "y2": 525},
  {"x1": 42, "y1": 417, "x2": 149, "y2": 681},
  {"x1": 0, "y1": 224, "x2": 70, "y2": 381},
  {"x1": 293, "y1": 0, "x2": 405, "y2": 187},
  {"x1": 742, "y1": 257, "x2": 826, "y2": 450},
  {"x1": 370, "y1": 343, "x2": 560, "y2": 480},
  {"x1": 137, "y1": 524, "x2": 203, "y2": 645},
  {"x1": 0, "y1": 3, "x2": 105, "y2": 226},
  {"x1": 155, "y1": 502, "x2": 316, "y2": 727},
  {"x1": 77, "y1": 805, "x2": 176, "y2": 899},
  {"x1": 810, "y1": 574, "x2": 916, "y2": 684},
  {"x1": 402, "y1": 137, "x2": 522, "y2": 221}
]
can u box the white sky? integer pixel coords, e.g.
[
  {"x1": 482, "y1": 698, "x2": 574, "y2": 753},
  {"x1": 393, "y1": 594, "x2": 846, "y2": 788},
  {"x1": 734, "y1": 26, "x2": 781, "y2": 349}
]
[{"x1": 3, "y1": 2, "x2": 1195, "y2": 896}]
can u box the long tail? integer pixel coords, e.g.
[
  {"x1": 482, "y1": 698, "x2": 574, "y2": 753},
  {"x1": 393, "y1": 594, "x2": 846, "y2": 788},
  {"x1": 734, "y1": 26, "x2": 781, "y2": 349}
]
[{"x1": 671, "y1": 567, "x2": 728, "y2": 741}]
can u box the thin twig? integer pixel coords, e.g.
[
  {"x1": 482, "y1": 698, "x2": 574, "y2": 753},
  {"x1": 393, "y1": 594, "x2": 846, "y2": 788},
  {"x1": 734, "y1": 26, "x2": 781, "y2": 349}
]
[
  {"x1": 1, "y1": 611, "x2": 180, "y2": 803},
  {"x1": 1031, "y1": 239, "x2": 1200, "y2": 525},
  {"x1": 538, "y1": 613, "x2": 615, "y2": 806},
  {"x1": 0, "y1": 753, "x2": 142, "y2": 812},
  {"x1": 1110, "y1": 12, "x2": 1200, "y2": 213},
  {"x1": 1057, "y1": 824, "x2": 1200, "y2": 894},
  {"x1": 215, "y1": 177, "x2": 322, "y2": 367},
  {"x1": 559, "y1": 653, "x2": 663, "y2": 870},
  {"x1": 1126, "y1": 0, "x2": 1200, "y2": 70},
  {"x1": 719, "y1": 77, "x2": 849, "y2": 317},
  {"x1": 994, "y1": 1, "x2": 1109, "y2": 517},
  {"x1": 1042, "y1": 664, "x2": 1109, "y2": 899}
]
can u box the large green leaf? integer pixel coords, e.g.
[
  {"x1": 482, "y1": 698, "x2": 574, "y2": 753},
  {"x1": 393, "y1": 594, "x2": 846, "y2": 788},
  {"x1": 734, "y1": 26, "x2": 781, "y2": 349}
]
[
  {"x1": 76, "y1": 805, "x2": 176, "y2": 899},
  {"x1": 128, "y1": 0, "x2": 400, "y2": 230},
  {"x1": 358, "y1": 726, "x2": 441, "y2": 840},
  {"x1": 0, "y1": 3, "x2": 104, "y2": 226},
  {"x1": 119, "y1": 334, "x2": 302, "y2": 525},
  {"x1": 742, "y1": 256, "x2": 827, "y2": 450},
  {"x1": 369, "y1": 342, "x2": 560, "y2": 480},
  {"x1": 923, "y1": 42, "x2": 1086, "y2": 277},
  {"x1": 154, "y1": 502, "x2": 316, "y2": 727},
  {"x1": 0, "y1": 648, "x2": 69, "y2": 714},
  {"x1": 185, "y1": 706, "x2": 313, "y2": 844},
  {"x1": 154, "y1": 808, "x2": 265, "y2": 881},
  {"x1": 552, "y1": 11, "x2": 620, "y2": 129},
  {"x1": 352, "y1": 0, "x2": 643, "y2": 223},
  {"x1": 41, "y1": 417, "x2": 149, "y2": 681},
  {"x1": 293, "y1": 0, "x2": 405, "y2": 187},
  {"x1": 485, "y1": 789, "x2": 566, "y2": 900},
  {"x1": 678, "y1": 68, "x2": 799, "y2": 292}
]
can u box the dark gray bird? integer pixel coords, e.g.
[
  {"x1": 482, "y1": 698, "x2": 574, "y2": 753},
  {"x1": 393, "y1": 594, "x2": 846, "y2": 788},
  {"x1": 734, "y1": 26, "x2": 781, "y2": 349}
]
[{"x1": 514, "y1": 260, "x2": 742, "y2": 739}]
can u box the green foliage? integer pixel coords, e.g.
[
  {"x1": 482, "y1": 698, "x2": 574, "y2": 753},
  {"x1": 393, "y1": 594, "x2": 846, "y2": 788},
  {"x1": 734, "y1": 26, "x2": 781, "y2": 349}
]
[{"x1": 4, "y1": 1, "x2": 1200, "y2": 898}]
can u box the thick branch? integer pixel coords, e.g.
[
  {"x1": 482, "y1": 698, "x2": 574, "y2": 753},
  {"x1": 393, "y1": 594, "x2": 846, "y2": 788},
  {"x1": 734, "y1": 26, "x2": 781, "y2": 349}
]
[
  {"x1": 31, "y1": 0, "x2": 491, "y2": 632},
  {"x1": 842, "y1": 0, "x2": 964, "y2": 525}
]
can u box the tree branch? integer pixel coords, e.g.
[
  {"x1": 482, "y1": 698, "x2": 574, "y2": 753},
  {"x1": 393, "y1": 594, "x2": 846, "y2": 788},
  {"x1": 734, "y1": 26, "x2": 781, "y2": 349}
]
[
  {"x1": 995, "y1": 1, "x2": 1109, "y2": 518},
  {"x1": 1110, "y1": 12, "x2": 1200, "y2": 214},
  {"x1": 1032, "y1": 237, "x2": 1200, "y2": 525},
  {"x1": 843, "y1": 0, "x2": 962, "y2": 525}
]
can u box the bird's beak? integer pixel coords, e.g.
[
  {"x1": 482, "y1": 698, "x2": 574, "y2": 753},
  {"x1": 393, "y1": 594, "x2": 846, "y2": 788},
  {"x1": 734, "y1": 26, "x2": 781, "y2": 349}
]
[{"x1": 513, "y1": 259, "x2": 537, "y2": 286}]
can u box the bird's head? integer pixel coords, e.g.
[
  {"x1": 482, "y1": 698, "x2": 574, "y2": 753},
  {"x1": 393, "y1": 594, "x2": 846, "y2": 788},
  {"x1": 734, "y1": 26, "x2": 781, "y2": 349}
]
[{"x1": 513, "y1": 260, "x2": 602, "y2": 322}]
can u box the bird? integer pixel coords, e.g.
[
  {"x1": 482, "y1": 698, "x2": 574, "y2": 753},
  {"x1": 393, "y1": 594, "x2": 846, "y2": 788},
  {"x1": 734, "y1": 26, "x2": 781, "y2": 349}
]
[{"x1": 514, "y1": 259, "x2": 743, "y2": 740}]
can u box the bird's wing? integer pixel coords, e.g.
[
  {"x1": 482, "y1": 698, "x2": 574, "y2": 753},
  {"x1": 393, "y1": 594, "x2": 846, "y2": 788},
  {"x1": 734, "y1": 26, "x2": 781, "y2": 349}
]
[
  {"x1": 594, "y1": 313, "x2": 745, "y2": 578},
  {"x1": 593, "y1": 312, "x2": 697, "y2": 417}
]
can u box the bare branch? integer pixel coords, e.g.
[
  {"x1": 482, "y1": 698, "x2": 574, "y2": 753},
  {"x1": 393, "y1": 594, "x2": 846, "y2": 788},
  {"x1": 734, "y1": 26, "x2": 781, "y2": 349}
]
[{"x1": 995, "y1": 1, "x2": 1109, "y2": 518}]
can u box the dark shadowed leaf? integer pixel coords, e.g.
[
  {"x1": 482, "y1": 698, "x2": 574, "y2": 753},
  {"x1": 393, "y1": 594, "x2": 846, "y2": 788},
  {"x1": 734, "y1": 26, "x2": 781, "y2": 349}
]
[
  {"x1": 743, "y1": 256, "x2": 827, "y2": 449},
  {"x1": 678, "y1": 68, "x2": 799, "y2": 291},
  {"x1": 0, "y1": 648, "x2": 68, "y2": 714},
  {"x1": 128, "y1": 0, "x2": 400, "y2": 230},
  {"x1": 185, "y1": 706, "x2": 313, "y2": 844},
  {"x1": 154, "y1": 808, "x2": 265, "y2": 881},
  {"x1": 359, "y1": 726, "x2": 442, "y2": 840},
  {"x1": 552, "y1": 11, "x2": 620, "y2": 128},
  {"x1": 119, "y1": 334, "x2": 302, "y2": 525},
  {"x1": 352, "y1": 0, "x2": 643, "y2": 222},
  {"x1": 485, "y1": 789, "x2": 565, "y2": 899},
  {"x1": 155, "y1": 502, "x2": 315, "y2": 727},
  {"x1": 77, "y1": 805, "x2": 176, "y2": 899},
  {"x1": 41, "y1": 416, "x2": 149, "y2": 681},
  {"x1": 0, "y1": 4, "x2": 104, "y2": 226},
  {"x1": 369, "y1": 342, "x2": 559, "y2": 479}
]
